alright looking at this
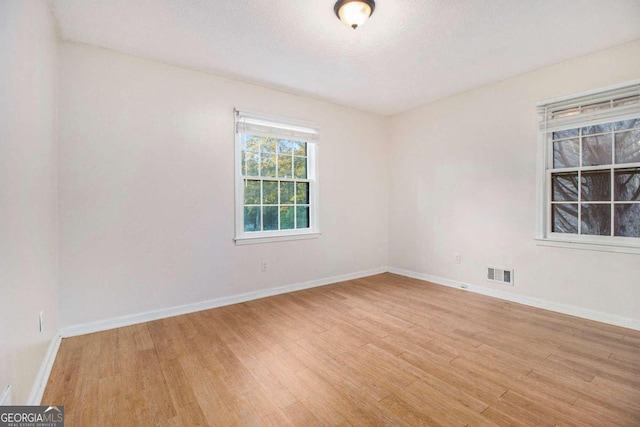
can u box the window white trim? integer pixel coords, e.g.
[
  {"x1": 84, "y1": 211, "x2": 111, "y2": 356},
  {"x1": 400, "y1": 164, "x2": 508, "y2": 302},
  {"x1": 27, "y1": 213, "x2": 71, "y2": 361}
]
[
  {"x1": 534, "y1": 238, "x2": 640, "y2": 255},
  {"x1": 536, "y1": 81, "x2": 640, "y2": 254},
  {"x1": 235, "y1": 232, "x2": 322, "y2": 245},
  {"x1": 234, "y1": 109, "x2": 320, "y2": 245}
]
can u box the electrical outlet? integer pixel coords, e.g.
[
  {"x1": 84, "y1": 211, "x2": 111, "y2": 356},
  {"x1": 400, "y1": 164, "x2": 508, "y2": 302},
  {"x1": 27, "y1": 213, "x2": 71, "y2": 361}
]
[
  {"x1": 260, "y1": 260, "x2": 268, "y2": 272},
  {"x1": 454, "y1": 253, "x2": 461, "y2": 264},
  {"x1": 39, "y1": 311, "x2": 44, "y2": 333}
]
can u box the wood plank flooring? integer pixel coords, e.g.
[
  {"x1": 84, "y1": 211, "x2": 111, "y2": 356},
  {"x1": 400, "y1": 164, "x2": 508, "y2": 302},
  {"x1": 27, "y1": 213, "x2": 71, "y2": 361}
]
[{"x1": 43, "y1": 273, "x2": 640, "y2": 426}]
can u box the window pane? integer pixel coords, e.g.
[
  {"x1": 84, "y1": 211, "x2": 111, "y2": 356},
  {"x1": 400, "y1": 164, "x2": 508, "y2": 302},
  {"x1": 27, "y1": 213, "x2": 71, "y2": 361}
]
[
  {"x1": 280, "y1": 206, "x2": 294, "y2": 230},
  {"x1": 260, "y1": 154, "x2": 276, "y2": 177},
  {"x1": 581, "y1": 204, "x2": 611, "y2": 236},
  {"x1": 614, "y1": 129, "x2": 640, "y2": 164},
  {"x1": 263, "y1": 206, "x2": 278, "y2": 231},
  {"x1": 582, "y1": 134, "x2": 612, "y2": 166},
  {"x1": 581, "y1": 123, "x2": 612, "y2": 135},
  {"x1": 296, "y1": 182, "x2": 309, "y2": 204},
  {"x1": 581, "y1": 170, "x2": 610, "y2": 201},
  {"x1": 263, "y1": 181, "x2": 278, "y2": 204},
  {"x1": 293, "y1": 141, "x2": 307, "y2": 156},
  {"x1": 615, "y1": 204, "x2": 640, "y2": 237},
  {"x1": 553, "y1": 129, "x2": 579, "y2": 140},
  {"x1": 260, "y1": 137, "x2": 276, "y2": 153},
  {"x1": 614, "y1": 118, "x2": 640, "y2": 131},
  {"x1": 277, "y1": 139, "x2": 293, "y2": 153},
  {"x1": 552, "y1": 204, "x2": 578, "y2": 233},
  {"x1": 615, "y1": 168, "x2": 640, "y2": 201},
  {"x1": 552, "y1": 173, "x2": 578, "y2": 201},
  {"x1": 244, "y1": 207, "x2": 261, "y2": 232},
  {"x1": 242, "y1": 151, "x2": 259, "y2": 176},
  {"x1": 296, "y1": 206, "x2": 309, "y2": 229},
  {"x1": 553, "y1": 138, "x2": 579, "y2": 168},
  {"x1": 280, "y1": 181, "x2": 294, "y2": 204},
  {"x1": 294, "y1": 156, "x2": 307, "y2": 179},
  {"x1": 241, "y1": 135, "x2": 259, "y2": 152},
  {"x1": 244, "y1": 180, "x2": 261, "y2": 205},
  {"x1": 277, "y1": 155, "x2": 293, "y2": 178}
]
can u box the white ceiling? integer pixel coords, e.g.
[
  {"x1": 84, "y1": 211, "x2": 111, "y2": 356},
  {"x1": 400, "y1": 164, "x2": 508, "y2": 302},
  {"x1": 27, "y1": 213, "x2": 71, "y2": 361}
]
[{"x1": 52, "y1": 0, "x2": 640, "y2": 116}]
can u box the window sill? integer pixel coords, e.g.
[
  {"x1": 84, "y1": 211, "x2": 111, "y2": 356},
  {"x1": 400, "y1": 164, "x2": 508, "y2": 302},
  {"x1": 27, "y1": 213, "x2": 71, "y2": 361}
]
[
  {"x1": 535, "y1": 238, "x2": 640, "y2": 255},
  {"x1": 235, "y1": 232, "x2": 321, "y2": 245}
]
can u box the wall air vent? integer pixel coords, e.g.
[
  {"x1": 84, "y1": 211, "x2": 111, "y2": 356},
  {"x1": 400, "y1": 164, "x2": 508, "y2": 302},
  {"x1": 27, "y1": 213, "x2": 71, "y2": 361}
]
[{"x1": 487, "y1": 266, "x2": 514, "y2": 286}]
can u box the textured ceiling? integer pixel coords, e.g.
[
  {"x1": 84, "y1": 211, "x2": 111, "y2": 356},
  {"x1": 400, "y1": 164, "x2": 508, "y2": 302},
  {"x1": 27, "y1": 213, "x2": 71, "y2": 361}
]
[{"x1": 52, "y1": 0, "x2": 640, "y2": 115}]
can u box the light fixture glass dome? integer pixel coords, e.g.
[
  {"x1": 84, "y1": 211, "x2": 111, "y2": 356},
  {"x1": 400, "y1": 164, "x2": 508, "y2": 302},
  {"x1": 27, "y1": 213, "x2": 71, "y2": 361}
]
[{"x1": 334, "y1": 0, "x2": 375, "y2": 30}]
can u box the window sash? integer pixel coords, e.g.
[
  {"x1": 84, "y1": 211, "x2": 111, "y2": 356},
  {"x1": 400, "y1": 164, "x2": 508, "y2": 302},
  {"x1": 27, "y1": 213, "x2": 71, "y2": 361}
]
[
  {"x1": 546, "y1": 166, "x2": 640, "y2": 238},
  {"x1": 545, "y1": 136, "x2": 640, "y2": 238},
  {"x1": 241, "y1": 178, "x2": 313, "y2": 232}
]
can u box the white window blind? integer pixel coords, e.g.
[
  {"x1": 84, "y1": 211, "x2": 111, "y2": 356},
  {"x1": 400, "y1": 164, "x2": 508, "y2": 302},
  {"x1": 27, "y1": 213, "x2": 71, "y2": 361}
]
[
  {"x1": 235, "y1": 110, "x2": 320, "y2": 143},
  {"x1": 538, "y1": 84, "x2": 640, "y2": 133}
]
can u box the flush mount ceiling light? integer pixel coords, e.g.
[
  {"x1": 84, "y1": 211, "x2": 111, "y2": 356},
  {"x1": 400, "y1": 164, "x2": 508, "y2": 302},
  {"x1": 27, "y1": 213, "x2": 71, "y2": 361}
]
[{"x1": 334, "y1": 0, "x2": 375, "y2": 30}]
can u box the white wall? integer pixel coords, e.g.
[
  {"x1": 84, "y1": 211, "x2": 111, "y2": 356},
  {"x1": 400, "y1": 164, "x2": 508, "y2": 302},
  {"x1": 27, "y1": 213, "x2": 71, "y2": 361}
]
[
  {"x1": 389, "y1": 40, "x2": 640, "y2": 323},
  {"x1": 58, "y1": 43, "x2": 389, "y2": 328},
  {"x1": 0, "y1": 0, "x2": 59, "y2": 405}
]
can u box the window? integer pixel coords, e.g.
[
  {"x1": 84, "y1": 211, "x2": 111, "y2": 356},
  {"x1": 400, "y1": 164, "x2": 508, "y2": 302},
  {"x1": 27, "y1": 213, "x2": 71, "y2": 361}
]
[
  {"x1": 234, "y1": 110, "x2": 319, "y2": 244},
  {"x1": 536, "y1": 82, "x2": 640, "y2": 253}
]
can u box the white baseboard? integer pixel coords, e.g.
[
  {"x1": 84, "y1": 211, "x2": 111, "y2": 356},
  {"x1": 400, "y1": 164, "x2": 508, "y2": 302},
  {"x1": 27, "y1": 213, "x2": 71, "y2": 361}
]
[
  {"x1": 57, "y1": 263, "x2": 639, "y2": 342},
  {"x1": 388, "y1": 267, "x2": 640, "y2": 331},
  {"x1": 27, "y1": 332, "x2": 62, "y2": 405},
  {"x1": 31, "y1": 265, "x2": 638, "y2": 406},
  {"x1": 60, "y1": 266, "x2": 388, "y2": 338},
  {"x1": 0, "y1": 385, "x2": 11, "y2": 406}
]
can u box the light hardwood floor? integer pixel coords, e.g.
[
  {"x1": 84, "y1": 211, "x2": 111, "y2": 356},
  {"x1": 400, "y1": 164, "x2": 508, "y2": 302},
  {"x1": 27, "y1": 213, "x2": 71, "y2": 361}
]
[{"x1": 43, "y1": 273, "x2": 640, "y2": 426}]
